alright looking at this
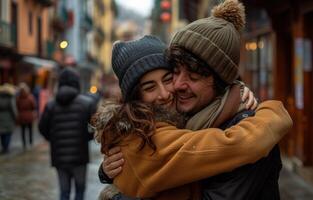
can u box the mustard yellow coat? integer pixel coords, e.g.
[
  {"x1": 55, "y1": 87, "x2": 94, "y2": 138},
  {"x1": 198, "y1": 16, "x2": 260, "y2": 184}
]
[{"x1": 114, "y1": 101, "x2": 293, "y2": 199}]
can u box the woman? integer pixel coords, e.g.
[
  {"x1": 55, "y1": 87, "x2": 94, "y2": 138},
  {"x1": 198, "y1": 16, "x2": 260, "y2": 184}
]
[
  {"x1": 92, "y1": 35, "x2": 292, "y2": 199},
  {"x1": 16, "y1": 83, "x2": 37, "y2": 149}
]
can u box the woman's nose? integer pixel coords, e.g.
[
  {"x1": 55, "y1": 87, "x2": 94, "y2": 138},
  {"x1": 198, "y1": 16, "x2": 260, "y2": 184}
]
[{"x1": 158, "y1": 86, "x2": 170, "y2": 100}]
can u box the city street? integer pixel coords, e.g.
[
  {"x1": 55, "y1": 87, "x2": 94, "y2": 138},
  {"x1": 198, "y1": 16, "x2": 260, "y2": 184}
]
[
  {"x1": 0, "y1": 126, "x2": 104, "y2": 200},
  {"x1": 1, "y1": 0, "x2": 313, "y2": 199},
  {"x1": 1, "y1": 126, "x2": 313, "y2": 200}
]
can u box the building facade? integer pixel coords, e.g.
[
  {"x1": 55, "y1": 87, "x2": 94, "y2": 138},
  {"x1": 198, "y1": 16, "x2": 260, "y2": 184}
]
[
  {"x1": 241, "y1": 0, "x2": 313, "y2": 172},
  {"x1": 0, "y1": 0, "x2": 54, "y2": 86}
]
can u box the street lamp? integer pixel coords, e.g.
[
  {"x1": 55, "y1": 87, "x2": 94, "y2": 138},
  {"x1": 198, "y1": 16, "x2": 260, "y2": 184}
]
[
  {"x1": 59, "y1": 40, "x2": 68, "y2": 49},
  {"x1": 90, "y1": 86, "x2": 97, "y2": 94}
]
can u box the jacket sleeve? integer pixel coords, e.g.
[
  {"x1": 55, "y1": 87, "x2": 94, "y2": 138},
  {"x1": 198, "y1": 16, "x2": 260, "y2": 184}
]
[
  {"x1": 38, "y1": 101, "x2": 53, "y2": 141},
  {"x1": 98, "y1": 162, "x2": 113, "y2": 184},
  {"x1": 115, "y1": 100, "x2": 293, "y2": 197}
]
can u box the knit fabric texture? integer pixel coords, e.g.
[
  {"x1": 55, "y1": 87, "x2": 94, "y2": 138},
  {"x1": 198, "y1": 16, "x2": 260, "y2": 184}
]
[
  {"x1": 170, "y1": 16, "x2": 241, "y2": 84},
  {"x1": 112, "y1": 35, "x2": 170, "y2": 100}
]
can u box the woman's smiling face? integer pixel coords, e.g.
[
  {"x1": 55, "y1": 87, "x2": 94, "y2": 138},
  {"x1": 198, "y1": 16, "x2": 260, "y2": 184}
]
[{"x1": 139, "y1": 69, "x2": 175, "y2": 108}]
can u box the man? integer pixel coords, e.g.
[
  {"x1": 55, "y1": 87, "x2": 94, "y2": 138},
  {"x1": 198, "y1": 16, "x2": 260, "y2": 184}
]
[
  {"x1": 39, "y1": 68, "x2": 97, "y2": 200},
  {"x1": 164, "y1": 0, "x2": 281, "y2": 197},
  {"x1": 99, "y1": 0, "x2": 289, "y2": 199}
]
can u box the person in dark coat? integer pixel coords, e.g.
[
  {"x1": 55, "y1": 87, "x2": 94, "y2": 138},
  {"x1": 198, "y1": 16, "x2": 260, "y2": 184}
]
[
  {"x1": 39, "y1": 68, "x2": 97, "y2": 200},
  {"x1": 0, "y1": 83, "x2": 17, "y2": 154},
  {"x1": 16, "y1": 83, "x2": 36, "y2": 149}
]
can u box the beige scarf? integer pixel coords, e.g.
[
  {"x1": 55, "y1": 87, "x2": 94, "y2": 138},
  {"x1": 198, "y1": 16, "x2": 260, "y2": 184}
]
[{"x1": 186, "y1": 83, "x2": 247, "y2": 130}]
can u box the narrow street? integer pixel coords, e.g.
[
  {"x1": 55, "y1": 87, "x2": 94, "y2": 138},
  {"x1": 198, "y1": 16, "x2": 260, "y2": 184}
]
[
  {"x1": 0, "y1": 126, "x2": 104, "y2": 200},
  {"x1": 1, "y1": 126, "x2": 313, "y2": 199}
]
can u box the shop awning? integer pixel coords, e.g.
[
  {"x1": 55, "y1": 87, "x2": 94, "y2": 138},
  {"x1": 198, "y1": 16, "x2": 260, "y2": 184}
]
[{"x1": 22, "y1": 56, "x2": 58, "y2": 69}]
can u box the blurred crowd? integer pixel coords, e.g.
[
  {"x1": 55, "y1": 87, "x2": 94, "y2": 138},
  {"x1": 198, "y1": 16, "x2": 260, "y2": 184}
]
[{"x1": 0, "y1": 82, "x2": 36, "y2": 154}]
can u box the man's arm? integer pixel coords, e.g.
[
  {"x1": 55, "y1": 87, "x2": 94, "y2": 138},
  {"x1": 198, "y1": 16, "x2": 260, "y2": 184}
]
[
  {"x1": 98, "y1": 147, "x2": 124, "y2": 183},
  {"x1": 98, "y1": 163, "x2": 113, "y2": 184}
]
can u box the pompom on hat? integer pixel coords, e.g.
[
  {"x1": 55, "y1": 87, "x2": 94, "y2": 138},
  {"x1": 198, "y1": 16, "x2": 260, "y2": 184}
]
[{"x1": 170, "y1": 0, "x2": 245, "y2": 84}]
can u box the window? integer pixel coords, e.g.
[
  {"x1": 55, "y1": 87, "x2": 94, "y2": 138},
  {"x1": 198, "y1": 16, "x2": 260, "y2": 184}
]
[
  {"x1": 244, "y1": 34, "x2": 274, "y2": 101},
  {"x1": 28, "y1": 11, "x2": 32, "y2": 35}
]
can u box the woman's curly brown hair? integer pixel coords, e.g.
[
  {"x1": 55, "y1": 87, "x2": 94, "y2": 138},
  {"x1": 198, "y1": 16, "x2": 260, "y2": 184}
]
[{"x1": 91, "y1": 101, "x2": 157, "y2": 155}]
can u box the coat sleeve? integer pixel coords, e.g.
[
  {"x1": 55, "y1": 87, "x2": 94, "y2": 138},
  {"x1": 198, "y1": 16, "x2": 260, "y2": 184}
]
[
  {"x1": 98, "y1": 162, "x2": 113, "y2": 184},
  {"x1": 115, "y1": 100, "x2": 293, "y2": 197},
  {"x1": 38, "y1": 101, "x2": 53, "y2": 141}
]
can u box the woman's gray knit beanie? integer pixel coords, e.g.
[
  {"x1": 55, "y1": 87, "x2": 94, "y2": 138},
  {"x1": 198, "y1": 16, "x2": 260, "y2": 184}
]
[{"x1": 112, "y1": 35, "x2": 170, "y2": 100}]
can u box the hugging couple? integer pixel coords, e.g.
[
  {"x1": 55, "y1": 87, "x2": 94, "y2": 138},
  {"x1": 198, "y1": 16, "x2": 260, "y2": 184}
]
[{"x1": 92, "y1": 1, "x2": 293, "y2": 200}]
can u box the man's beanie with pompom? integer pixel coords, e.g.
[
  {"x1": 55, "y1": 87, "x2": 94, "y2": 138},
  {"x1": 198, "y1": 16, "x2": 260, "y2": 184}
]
[
  {"x1": 170, "y1": 0, "x2": 245, "y2": 84},
  {"x1": 112, "y1": 35, "x2": 170, "y2": 100}
]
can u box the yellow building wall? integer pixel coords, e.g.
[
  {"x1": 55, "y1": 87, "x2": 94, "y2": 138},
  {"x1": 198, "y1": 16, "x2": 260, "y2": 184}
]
[
  {"x1": 93, "y1": 0, "x2": 115, "y2": 74},
  {"x1": 102, "y1": 0, "x2": 113, "y2": 74},
  {"x1": 17, "y1": 0, "x2": 50, "y2": 55}
]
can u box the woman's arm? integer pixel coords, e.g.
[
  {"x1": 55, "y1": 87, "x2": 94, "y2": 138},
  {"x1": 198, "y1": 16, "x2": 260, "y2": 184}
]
[
  {"x1": 115, "y1": 100, "x2": 292, "y2": 197},
  {"x1": 100, "y1": 85, "x2": 258, "y2": 181}
]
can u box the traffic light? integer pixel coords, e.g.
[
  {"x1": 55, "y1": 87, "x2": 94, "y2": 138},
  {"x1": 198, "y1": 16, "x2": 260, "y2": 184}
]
[{"x1": 160, "y1": 0, "x2": 171, "y2": 23}]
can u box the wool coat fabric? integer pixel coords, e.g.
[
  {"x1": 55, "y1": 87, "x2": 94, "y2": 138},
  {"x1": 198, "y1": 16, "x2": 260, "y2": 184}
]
[
  {"x1": 16, "y1": 92, "x2": 36, "y2": 124},
  {"x1": 109, "y1": 101, "x2": 292, "y2": 199}
]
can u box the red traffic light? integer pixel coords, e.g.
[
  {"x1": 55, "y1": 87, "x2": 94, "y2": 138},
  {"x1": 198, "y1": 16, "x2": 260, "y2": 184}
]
[
  {"x1": 161, "y1": 0, "x2": 171, "y2": 10},
  {"x1": 160, "y1": 12, "x2": 171, "y2": 22}
]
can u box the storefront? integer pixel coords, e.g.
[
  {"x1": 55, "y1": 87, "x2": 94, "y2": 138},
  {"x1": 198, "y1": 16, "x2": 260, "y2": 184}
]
[
  {"x1": 242, "y1": 33, "x2": 274, "y2": 101},
  {"x1": 243, "y1": 0, "x2": 313, "y2": 167}
]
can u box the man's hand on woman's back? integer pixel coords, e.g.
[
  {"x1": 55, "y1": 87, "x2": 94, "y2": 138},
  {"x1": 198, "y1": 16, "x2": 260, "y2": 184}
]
[{"x1": 102, "y1": 146, "x2": 125, "y2": 179}]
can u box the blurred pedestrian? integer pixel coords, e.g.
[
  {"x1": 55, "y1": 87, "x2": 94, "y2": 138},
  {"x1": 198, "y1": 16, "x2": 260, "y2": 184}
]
[
  {"x1": 39, "y1": 68, "x2": 97, "y2": 200},
  {"x1": 0, "y1": 83, "x2": 17, "y2": 154},
  {"x1": 16, "y1": 82, "x2": 37, "y2": 150}
]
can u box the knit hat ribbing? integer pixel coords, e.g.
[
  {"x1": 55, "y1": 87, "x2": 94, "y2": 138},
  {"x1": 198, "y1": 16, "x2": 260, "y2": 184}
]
[
  {"x1": 170, "y1": 0, "x2": 245, "y2": 84},
  {"x1": 112, "y1": 35, "x2": 170, "y2": 100}
]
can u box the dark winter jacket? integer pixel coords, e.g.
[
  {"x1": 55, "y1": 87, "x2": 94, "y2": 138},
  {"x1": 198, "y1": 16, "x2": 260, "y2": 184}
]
[
  {"x1": 16, "y1": 91, "x2": 36, "y2": 124},
  {"x1": 39, "y1": 68, "x2": 97, "y2": 168},
  {"x1": 0, "y1": 84, "x2": 17, "y2": 134},
  {"x1": 201, "y1": 110, "x2": 282, "y2": 200}
]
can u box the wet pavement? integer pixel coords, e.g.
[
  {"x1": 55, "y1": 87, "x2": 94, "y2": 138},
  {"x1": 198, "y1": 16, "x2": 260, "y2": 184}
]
[
  {"x1": 279, "y1": 166, "x2": 313, "y2": 200},
  {"x1": 0, "y1": 125, "x2": 104, "y2": 200},
  {"x1": 1, "y1": 125, "x2": 313, "y2": 199}
]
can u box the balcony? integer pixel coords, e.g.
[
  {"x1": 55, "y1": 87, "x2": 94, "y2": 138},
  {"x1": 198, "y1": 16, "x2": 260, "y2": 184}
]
[{"x1": 0, "y1": 20, "x2": 16, "y2": 48}]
